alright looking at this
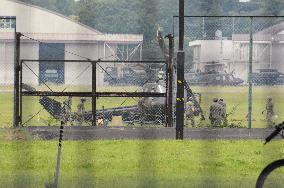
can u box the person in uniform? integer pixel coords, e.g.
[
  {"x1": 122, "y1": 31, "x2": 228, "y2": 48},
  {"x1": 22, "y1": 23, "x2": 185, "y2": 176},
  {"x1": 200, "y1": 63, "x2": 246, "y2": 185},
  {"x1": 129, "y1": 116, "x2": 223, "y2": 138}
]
[
  {"x1": 63, "y1": 96, "x2": 72, "y2": 124},
  {"x1": 77, "y1": 98, "x2": 86, "y2": 125},
  {"x1": 218, "y1": 98, "x2": 227, "y2": 127},
  {"x1": 185, "y1": 101, "x2": 195, "y2": 127},
  {"x1": 265, "y1": 97, "x2": 274, "y2": 128},
  {"x1": 209, "y1": 98, "x2": 223, "y2": 127},
  {"x1": 157, "y1": 70, "x2": 165, "y2": 82}
]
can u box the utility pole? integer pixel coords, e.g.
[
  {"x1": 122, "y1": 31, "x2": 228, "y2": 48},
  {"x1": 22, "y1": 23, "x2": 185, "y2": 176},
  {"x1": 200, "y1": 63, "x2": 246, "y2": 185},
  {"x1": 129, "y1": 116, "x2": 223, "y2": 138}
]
[{"x1": 176, "y1": 0, "x2": 185, "y2": 139}]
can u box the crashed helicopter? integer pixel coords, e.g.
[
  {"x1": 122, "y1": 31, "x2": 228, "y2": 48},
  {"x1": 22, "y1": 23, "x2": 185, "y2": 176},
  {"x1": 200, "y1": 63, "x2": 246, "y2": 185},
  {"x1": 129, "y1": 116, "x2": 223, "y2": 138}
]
[
  {"x1": 21, "y1": 30, "x2": 205, "y2": 126},
  {"x1": 23, "y1": 76, "x2": 202, "y2": 126}
]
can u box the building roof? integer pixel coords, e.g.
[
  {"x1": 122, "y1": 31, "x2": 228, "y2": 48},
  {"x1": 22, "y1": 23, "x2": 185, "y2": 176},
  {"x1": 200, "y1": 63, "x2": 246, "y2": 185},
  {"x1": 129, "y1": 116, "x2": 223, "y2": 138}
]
[
  {"x1": 0, "y1": 32, "x2": 143, "y2": 43},
  {"x1": 0, "y1": 0, "x2": 143, "y2": 43},
  {"x1": 233, "y1": 20, "x2": 284, "y2": 42},
  {"x1": 256, "y1": 21, "x2": 284, "y2": 35},
  {"x1": 232, "y1": 34, "x2": 273, "y2": 42}
]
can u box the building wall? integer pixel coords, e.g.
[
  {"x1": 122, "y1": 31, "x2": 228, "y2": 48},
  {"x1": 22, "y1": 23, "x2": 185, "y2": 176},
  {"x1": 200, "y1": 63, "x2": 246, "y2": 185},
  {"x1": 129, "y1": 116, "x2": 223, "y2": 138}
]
[
  {"x1": 190, "y1": 40, "x2": 284, "y2": 81},
  {"x1": 0, "y1": 0, "x2": 101, "y2": 34},
  {"x1": 0, "y1": 41, "x2": 14, "y2": 85},
  {"x1": 64, "y1": 42, "x2": 115, "y2": 86},
  {"x1": 271, "y1": 43, "x2": 284, "y2": 72},
  {"x1": 199, "y1": 40, "x2": 233, "y2": 63},
  {"x1": 0, "y1": 40, "x2": 115, "y2": 86}
]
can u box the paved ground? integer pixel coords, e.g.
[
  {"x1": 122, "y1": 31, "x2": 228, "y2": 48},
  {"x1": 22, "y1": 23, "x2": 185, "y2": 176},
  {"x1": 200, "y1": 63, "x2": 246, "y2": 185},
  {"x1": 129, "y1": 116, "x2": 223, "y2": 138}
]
[{"x1": 22, "y1": 126, "x2": 282, "y2": 140}]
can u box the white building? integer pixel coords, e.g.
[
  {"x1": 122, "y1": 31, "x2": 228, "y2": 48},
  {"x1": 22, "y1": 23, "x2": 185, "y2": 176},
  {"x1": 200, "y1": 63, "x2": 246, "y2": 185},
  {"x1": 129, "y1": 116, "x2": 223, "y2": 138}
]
[
  {"x1": 189, "y1": 22, "x2": 284, "y2": 80},
  {"x1": 0, "y1": 0, "x2": 143, "y2": 86}
]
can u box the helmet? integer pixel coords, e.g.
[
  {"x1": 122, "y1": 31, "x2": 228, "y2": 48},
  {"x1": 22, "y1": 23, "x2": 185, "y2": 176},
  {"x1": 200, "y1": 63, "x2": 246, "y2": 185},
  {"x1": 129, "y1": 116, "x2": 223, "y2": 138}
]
[{"x1": 186, "y1": 101, "x2": 193, "y2": 106}]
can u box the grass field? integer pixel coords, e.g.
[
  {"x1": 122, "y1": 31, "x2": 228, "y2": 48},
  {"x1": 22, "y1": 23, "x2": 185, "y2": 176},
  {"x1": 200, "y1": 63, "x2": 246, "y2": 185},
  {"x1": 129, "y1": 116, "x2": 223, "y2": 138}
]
[
  {"x1": 0, "y1": 129, "x2": 284, "y2": 188},
  {"x1": 1, "y1": 85, "x2": 284, "y2": 127}
]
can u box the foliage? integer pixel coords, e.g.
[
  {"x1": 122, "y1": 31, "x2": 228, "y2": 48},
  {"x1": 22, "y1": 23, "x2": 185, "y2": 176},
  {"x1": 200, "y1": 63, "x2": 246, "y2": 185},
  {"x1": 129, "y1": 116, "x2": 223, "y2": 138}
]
[{"x1": 16, "y1": 0, "x2": 284, "y2": 58}]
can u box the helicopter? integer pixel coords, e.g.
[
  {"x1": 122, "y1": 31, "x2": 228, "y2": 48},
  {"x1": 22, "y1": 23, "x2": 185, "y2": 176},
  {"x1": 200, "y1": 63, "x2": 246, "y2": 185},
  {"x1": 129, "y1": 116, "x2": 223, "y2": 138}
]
[
  {"x1": 21, "y1": 29, "x2": 205, "y2": 126},
  {"x1": 103, "y1": 64, "x2": 159, "y2": 86},
  {"x1": 251, "y1": 69, "x2": 284, "y2": 85},
  {"x1": 22, "y1": 81, "x2": 168, "y2": 125},
  {"x1": 185, "y1": 61, "x2": 244, "y2": 86}
]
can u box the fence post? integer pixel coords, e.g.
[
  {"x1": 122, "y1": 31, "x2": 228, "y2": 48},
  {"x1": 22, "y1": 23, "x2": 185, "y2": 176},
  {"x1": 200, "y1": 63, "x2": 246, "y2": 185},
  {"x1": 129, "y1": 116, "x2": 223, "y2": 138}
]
[
  {"x1": 13, "y1": 32, "x2": 21, "y2": 127},
  {"x1": 19, "y1": 60, "x2": 23, "y2": 126},
  {"x1": 248, "y1": 17, "x2": 253, "y2": 129},
  {"x1": 54, "y1": 121, "x2": 64, "y2": 188},
  {"x1": 167, "y1": 34, "x2": 174, "y2": 127},
  {"x1": 92, "y1": 61, "x2": 97, "y2": 126},
  {"x1": 176, "y1": 0, "x2": 185, "y2": 139}
]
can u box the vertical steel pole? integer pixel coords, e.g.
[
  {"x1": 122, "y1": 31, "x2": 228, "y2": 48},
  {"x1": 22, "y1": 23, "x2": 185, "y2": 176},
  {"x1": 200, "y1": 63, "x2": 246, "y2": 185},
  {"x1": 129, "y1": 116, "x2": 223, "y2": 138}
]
[
  {"x1": 248, "y1": 17, "x2": 253, "y2": 129},
  {"x1": 92, "y1": 61, "x2": 97, "y2": 126},
  {"x1": 167, "y1": 34, "x2": 174, "y2": 127},
  {"x1": 179, "y1": 0, "x2": 184, "y2": 51},
  {"x1": 176, "y1": 0, "x2": 185, "y2": 139},
  {"x1": 172, "y1": 16, "x2": 175, "y2": 39},
  {"x1": 19, "y1": 60, "x2": 23, "y2": 126},
  {"x1": 54, "y1": 121, "x2": 64, "y2": 188},
  {"x1": 140, "y1": 43, "x2": 143, "y2": 61},
  {"x1": 13, "y1": 32, "x2": 21, "y2": 127}
]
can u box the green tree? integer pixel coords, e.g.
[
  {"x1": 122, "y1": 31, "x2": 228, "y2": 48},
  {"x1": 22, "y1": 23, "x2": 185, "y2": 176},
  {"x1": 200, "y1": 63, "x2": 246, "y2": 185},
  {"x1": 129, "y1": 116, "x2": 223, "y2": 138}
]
[
  {"x1": 198, "y1": 0, "x2": 223, "y2": 39},
  {"x1": 76, "y1": 0, "x2": 99, "y2": 28},
  {"x1": 263, "y1": 0, "x2": 284, "y2": 16}
]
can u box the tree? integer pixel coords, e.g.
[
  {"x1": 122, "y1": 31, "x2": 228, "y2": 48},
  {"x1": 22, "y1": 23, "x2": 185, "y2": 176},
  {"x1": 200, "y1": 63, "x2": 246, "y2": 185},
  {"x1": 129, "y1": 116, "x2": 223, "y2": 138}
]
[
  {"x1": 198, "y1": 0, "x2": 223, "y2": 39},
  {"x1": 76, "y1": 0, "x2": 98, "y2": 28},
  {"x1": 55, "y1": 0, "x2": 75, "y2": 16},
  {"x1": 263, "y1": 0, "x2": 284, "y2": 16}
]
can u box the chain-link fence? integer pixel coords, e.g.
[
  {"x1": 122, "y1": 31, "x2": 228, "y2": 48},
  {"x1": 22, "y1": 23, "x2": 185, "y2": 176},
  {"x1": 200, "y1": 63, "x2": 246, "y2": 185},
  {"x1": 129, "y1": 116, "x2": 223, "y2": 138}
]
[
  {"x1": 20, "y1": 48, "x2": 167, "y2": 127},
  {"x1": 173, "y1": 16, "x2": 284, "y2": 129},
  {"x1": 0, "y1": 17, "x2": 16, "y2": 128},
  {"x1": 7, "y1": 16, "x2": 284, "y2": 130}
]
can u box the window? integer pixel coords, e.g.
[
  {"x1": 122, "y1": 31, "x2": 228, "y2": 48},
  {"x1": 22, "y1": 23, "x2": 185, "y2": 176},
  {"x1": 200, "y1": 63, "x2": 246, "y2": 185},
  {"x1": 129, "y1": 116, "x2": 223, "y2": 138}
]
[
  {"x1": 0, "y1": 18, "x2": 15, "y2": 29},
  {"x1": 39, "y1": 43, "x2": 65, "y2": 84}
]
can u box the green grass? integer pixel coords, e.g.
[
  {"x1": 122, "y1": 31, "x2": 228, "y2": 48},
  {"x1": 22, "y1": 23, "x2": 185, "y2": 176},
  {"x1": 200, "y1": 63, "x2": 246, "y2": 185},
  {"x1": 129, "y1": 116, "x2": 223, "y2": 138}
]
[
  {"x1": 191, "y1": 86, "x2": 284, "y2": 128},
  {"x1": 0, "y1": 93, "x2": 13, "y2": 127},
  {"x1": 1, "y1": 85, "x2": 284, "y2": 127},
  {"x1": 0, "y1": 132, "x2": 284, "y2": 188}
]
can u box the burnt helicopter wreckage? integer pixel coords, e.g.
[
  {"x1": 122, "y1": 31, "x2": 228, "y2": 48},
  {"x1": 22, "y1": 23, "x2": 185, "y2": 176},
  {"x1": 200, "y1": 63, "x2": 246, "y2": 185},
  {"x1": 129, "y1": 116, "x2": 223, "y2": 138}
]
[
  {"x1": 22, "y1": 79, "x2": 203, "y2": 126},
  {"x1": 22, "y1": 83, "x2": 166, "y2": 125},
  {"x1": 21, "y1": 30, "x2": 206, "y2": 126},
  {"x1": 185, "y1": 61, "x2": 244, "y2": 86}
]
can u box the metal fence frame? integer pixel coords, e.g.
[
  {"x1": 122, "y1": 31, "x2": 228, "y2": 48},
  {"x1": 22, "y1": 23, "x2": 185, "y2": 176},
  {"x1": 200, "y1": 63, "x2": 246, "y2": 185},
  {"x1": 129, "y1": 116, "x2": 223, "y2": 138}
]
[
  {"x1": 18, "y1": 59, "x2": 169, "y2": 127},
  {"x1": 173, "y1": 15, "x2": 284, "y2": 132}
]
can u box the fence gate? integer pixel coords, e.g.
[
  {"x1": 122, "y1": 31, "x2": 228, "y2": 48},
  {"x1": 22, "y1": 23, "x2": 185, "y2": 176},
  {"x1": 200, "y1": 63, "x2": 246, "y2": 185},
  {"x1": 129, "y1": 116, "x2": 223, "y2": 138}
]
[{"x1": 19, "y1": 58, "x2": 168, "y2": 127}]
